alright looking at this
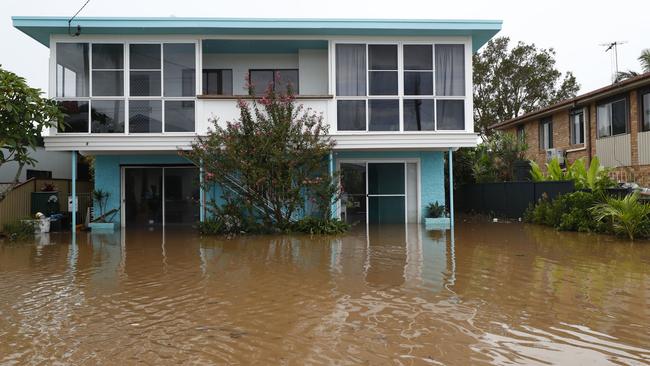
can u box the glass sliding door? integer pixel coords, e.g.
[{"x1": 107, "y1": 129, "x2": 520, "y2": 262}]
[
  {"x1": 124, "y1": 168, "x2": 163, "y2": 227},
  {"x1": 164, "y1": 167, "x2": 200, "y2": 225},
  {"x1": 123, "y1": 166, "x2": 199, "y2": 228},
  {"x1": 340, "y1": 161, "x2": 416, "y2": 226},
  {"x1": 340, "y1": 162, "x2": 367, "y2": 225},
  {"x1": 368, "y1": 163, "x2": 406, "y2": 225}
]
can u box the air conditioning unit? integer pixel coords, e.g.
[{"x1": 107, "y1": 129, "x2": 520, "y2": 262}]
[{"x1": 546, "y1": 148, "x2": 565, "y2": 165}]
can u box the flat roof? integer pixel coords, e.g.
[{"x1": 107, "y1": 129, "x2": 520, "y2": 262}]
[
  {"x1": 491, "y1": 72, "x2": 650, "y2": 130},
  {"x1": 12, "y1": 16, "x2": 502, "y2": 51}
]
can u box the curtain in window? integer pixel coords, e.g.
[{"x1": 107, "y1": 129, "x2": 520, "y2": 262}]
[
  {"x1": 435, "y1": 45, "x2": 465, "y2": 96},
  {"x1": 336, "y1": 44, "x2": 366, "y2": 96}
]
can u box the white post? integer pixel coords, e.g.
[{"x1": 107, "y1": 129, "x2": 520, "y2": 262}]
[
  {"x1": 71, "y1": 151, "x2": 77, "y2": 232},
  {"x1": 448, "y1": 148, "x2": 454, "y2": 230}
]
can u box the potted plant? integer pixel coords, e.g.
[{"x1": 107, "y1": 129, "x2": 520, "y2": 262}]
[
  {"x1": 88, "y1": 189, "x2": 116, "y2": 231},
  {"x1": 424, "y1": 201, "x2": 451, "y2": 229}
]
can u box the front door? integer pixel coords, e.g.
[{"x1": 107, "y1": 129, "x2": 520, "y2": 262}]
[
  {"x1": 340, "y1": 161, "x2": 418, "y2": 226},
  {"x1": 123, "y1": 166, "x2": 199, "y2": 228}
]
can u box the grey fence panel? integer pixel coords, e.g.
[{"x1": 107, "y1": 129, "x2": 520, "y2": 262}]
[{"x1": 457, "y1": 181, "x2": 574, "y2": 218}]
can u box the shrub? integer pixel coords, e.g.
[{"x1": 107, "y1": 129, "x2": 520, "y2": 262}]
[
  {"x1": 290, "y1": 217, "x2": 349, "y2": 235},
  {"x1": 531, "y1": 157, "x2": 615, "y2": 191},
  {"x1": 524, "y1": 191, "x2": 607, "y2": 233},
  {"x1": 426, "y1": 201, "x2": 446, "y2": 218},
  {"x1": 2, "y1": 221, "x2": 35, "y2": 241},
  {"x1": 590, "y1": 193, "x2": 650, "y2": 240}
]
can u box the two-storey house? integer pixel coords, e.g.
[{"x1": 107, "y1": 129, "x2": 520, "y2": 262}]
[{"x1": 13, "y1": 16, "x2": 501, "y2": 228}]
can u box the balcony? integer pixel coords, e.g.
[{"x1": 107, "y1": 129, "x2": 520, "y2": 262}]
[{"x1": 46, "y1": 37, "x2": 477, "y2": 152}]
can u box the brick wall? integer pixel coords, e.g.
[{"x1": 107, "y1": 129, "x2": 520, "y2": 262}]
[
  {"x1": 499, "y1": 88, "x2": 650, "y2": 185},
  {"x1": 503, "y1": 108, "x2": 589, "y2": 172}
]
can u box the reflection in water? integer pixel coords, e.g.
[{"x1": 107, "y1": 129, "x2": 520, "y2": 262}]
[{"x1": 0, "y1": 222, "x2": 649, "y2": 364}]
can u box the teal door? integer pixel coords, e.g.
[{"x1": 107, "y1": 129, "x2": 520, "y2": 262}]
[{"x1": 367, "y1": 163, "x2": 406, "y2": 225}]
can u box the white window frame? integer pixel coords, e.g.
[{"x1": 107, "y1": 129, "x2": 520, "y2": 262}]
[
  {"x1": 596, "y1": 97, "x2": 628, "y2": 139},
  {"x1": 51, "y1": 36, "x2": 200, "y2": 136},
  {"x1": 569, "y1": 108, "x2": 586, "y2": 146},
  {"x1": 331, "y1": 38, "x2": 470, "y2": 134}
]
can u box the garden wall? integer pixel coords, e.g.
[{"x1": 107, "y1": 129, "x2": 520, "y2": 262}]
[{"x1": 456, "y1": 181, "x2": 574, "y2": 218}]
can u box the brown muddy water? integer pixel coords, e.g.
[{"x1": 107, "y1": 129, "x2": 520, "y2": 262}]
[{"x1": 1, "y1": 223, "x2": 649, "y2": 365}]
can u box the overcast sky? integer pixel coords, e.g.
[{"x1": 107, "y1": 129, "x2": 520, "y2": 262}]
[{"x1": 1, "y1": 0, "x2": 648, "y2": 95}]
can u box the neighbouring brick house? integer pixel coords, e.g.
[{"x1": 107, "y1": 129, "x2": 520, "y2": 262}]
[{"x1": 491, "y1": 72, "x2": 650, "y2": 186}]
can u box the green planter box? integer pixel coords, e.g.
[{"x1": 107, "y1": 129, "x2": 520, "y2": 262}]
[
  {"x1": 31, "y1": 191, "x2": 60, "y2": 215},
  {"x1": 424, "y1": 217, "x2": 451, "y2": 229},
  {"x1": 88, "y1": 222, "x2": 116, "y2": 232}
]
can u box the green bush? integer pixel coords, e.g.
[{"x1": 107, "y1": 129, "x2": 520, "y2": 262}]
[
  {"x1": 524, "y1": 191, "x2": 608, "y2": 233},
  {"x1": 291, "y1": 217, "x2": 349, "y2": 235},
  {"x1": 531, "y1": 157, "x2": 615, "y2": 191},
  {"x1": 2, "y1": 221, "x2": 35, "y2": 241},
  {"x1": 426, "y1": 201, "x2": 446, "y2": 218},
  {"x1": 590, "y1": 193, "x2": 650, "y2": 240}
]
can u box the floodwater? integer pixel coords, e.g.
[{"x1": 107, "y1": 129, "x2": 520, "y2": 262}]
[{"x1": 1, "y1": 223, "x2": 649, "y2": 365}]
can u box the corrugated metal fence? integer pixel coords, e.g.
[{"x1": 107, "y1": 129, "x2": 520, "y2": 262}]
[
  {"x1": 0, "y1": 178, "x2": 92, "y2": 230},
  {"x1": 456, "y1": 181, "x2": 575, "y2": 219}
]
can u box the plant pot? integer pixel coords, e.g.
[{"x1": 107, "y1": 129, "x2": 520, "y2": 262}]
[
  {"x1": 424, "y1": 217, "x2": 451, "y2": 229},
  {"x1": 88, "y1": 222, "x2": 116, "y2": 232}
]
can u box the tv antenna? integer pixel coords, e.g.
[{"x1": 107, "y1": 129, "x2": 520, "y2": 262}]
[
  {"x1": 68, "y1": 0, "x2": 91, "y2": 37},
  {"x1": 600, "y1": 41, "x2": 627, "y2": 83}
]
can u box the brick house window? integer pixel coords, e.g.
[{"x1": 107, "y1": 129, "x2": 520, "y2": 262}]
[
  {"x1": 516, "y1": 125, "x2": 525, "y2": 143},
  {"x1": 596, "y1": 97, "x2": 627, "y2": 138},
  {"x1": 642, "y1": 90, "x2": 650, "y2": 132},
  {"x1": 570, "y1": 108, "x2": 585, "y2": 145},
  {"x1": 539, "y1": 118, "x2": 553, "y2": 150}
]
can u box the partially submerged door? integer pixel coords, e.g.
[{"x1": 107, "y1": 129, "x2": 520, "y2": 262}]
[
  {"x1": 124, "y1": 167, "x2": 163, "y2": 227},
  {"x1": 367, "y1": 163, "x2": 406, "y2": 225},
  {"x1": 123, "y1": 166, "x2": 199, "y2": 228}
]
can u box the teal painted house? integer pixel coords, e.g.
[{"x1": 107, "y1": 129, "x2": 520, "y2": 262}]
[{"x1": 13, "y1": 16, "x2": 501, "y2": 228}]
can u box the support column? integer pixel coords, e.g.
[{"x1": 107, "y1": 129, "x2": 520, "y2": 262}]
[
  {"x1": 71, "y1": 151, "x2": 77, "y2": 232},
  {"x1": 199, "y1": 159, "x2": 205, "y2": 222},
  {"x1": 329, "y1": 152, "x2": 336, "y2": 219},
  {"x1": 448, "y1": 148, "x2": 454, "y2": 230}
]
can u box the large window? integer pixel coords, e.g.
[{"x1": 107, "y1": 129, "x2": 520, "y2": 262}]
[
  {"x1": 539, "y1": 118, "x2": 553, "y2": 150},
  {"x1": 570, "y1": 108, "x2": 585, "y2": 145},
  {"x1": 54, "y1": 41, "x2": 196, "y2": 134},
  {"x1": 597, "y1": 98, "x2": 627, "y2": 138},
  {"x1": 642, "y1": 90, "x2": 650, "y2": 132},
  {"x1": 335, "y1": 43, "x2": 466, "y2": 132},
  {"x1": 249, "y1": 69, "x2": 298, "y2": 94}
]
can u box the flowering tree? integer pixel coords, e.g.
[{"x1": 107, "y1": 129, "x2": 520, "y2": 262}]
[{"x1": 185, "y1": 75, "x2": 339, "y2": 232}]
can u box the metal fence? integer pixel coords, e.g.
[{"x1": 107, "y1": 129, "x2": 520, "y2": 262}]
[
  {"x1": 456, "y1": 181, "x2": 575, "y2": 219},
  {"x1": 0, "y1": 178, "x2": 93, "y2": 230}
]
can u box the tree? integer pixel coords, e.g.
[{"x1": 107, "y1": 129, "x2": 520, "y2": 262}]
[
  {"x1": 640, "y1": 49, "x2": 650, "y2": 73},
  {"x1": 473, "y1": 37, "x2": 580, "y2": 137},
  {"x1": 615, "y1": 49, "x2": 650, "y2": 82},
  {"x1": 185, "y1": 76, "x2": 339, "y2": 232},
  {"x1": 454, "y1": 131, "x2": 528, "y2": 185},
  {"x1": 0, "y1": 66, "x2": 63, "y2": 202}
]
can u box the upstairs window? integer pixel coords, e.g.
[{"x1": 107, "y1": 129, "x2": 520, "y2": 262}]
[
  {"x1": 642, "y1": 90, "x2": 650, "y2": 132},
  {"x1": 539, "y1": 118, "x2": 553, "y2": 150},
  {"x1": 597, "y1": 98, "x2": 627, "y2": 138},
  {"x1": 570, "y1": 108, "x2": 585, "y2": 145},
  {"x1": 54, "y1": 41, "x2": 196, "y2": 134},
  {"x1": 335, "y1": 43, "x2": 466, "y2": 132},
  {"x1": 249, "y1": 69, "x2": 299, "y2": 95},
  {"x1": 202, "y1": 69, "x2": 233, "y2": 95},
  {"x1": 56, "y1": 43, "x2": 89, "y2": 98}
]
